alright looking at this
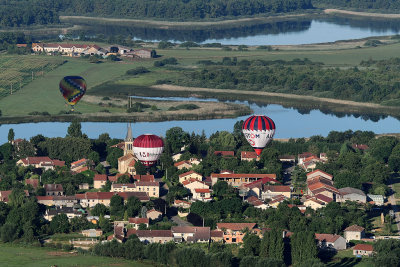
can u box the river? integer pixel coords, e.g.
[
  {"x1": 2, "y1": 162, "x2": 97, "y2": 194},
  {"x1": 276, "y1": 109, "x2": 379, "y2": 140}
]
[
  {"x1": 72, "y1": 16, "x2": 400, "y2": 45},
  {"x1": 0, "y1": 99, "x2": 398, "y2": 143}
]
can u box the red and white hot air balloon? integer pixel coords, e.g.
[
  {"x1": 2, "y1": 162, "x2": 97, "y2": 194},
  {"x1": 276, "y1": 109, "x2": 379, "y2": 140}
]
[
  {"x1": 133, "y1": 134, "x2": 164, "y2": 167},
  {"x1": 242, "y1": 115, "x2": 276, "y2": 156}
]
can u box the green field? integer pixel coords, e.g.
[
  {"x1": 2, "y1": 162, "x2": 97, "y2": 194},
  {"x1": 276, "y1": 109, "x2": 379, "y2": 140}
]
[
  {"x1": 1, "y1": 38, "x2": 400, "y2": 122},
  {"x1": 0, "y1": 243, "x2": 153, "y2": 267}
]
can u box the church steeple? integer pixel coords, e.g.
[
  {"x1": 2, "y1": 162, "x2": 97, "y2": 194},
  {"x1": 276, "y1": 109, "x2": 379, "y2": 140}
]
[
  {"x1": 124, "y1": 123, "x2": 134, "y2": 155},
  {"x1": 126, "y1": 123, "x2": 133, "y2": 142}
]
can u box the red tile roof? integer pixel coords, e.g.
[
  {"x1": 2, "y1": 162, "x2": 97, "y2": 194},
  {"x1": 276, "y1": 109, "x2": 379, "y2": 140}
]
[
  {"x1": 134, "y1": 175, "x2": 155, "y2": 182},
  {"x1": 315, "y1": 194, "x2": 333, "y2": 203},
  {"x1": 211, "y1": 230, "x2": 224, "y2": 238},
  {"x1": 217, "y1": 223, "x2": 256, "y2": 231},
  {"x1": 25, "y1": 179, "x2": 39, "y2": 189},
  {"x1": 174, "y1": 160, "x2": 191, "y2": 167},
  {"x1": 298, "y1": 152, "x2": 315, "y2": 159},
  {"x1": 182, "y1": 178, "x2": 206, "y2": 186},
  {"x1": 315, "y1": 233, "x2": 341, "y2": 243},
  {"x1": 353, "y1": 244, "x2": 373, "y2": 252},
  {"x1": 94, "y1": 174, "x2": 107, "y2": 181},
  {"x1": 36, "y1": 196, "x2": 53, "y2": 201},
  {"x1": 352, "y1": 144, "x2": 369, "y2": 150},
  {"x1": 307, "y1": 169, "x2": 333, "y2": 179},
  {"x1": 179, "y1": 170, "x2": 201, "y2": 178},
  {"x1": 194, "y1": 188, "x2": 210, "y2": 193},
  {"x1": 241, "y1": 151, "x2": 257, "y2": 159},
  {"x1": 263, "y1": 185, "x2": 291, "y2": 193},
  {"x1": 135, "y1": 181, "x2": 159, "y2": 187},
  {"x1": 345, "y1": 225, "x2": 365, "y2": 232},
  {"x1": 71, "y1": 158, "x2": 88, "y2": 166},
  {"x1": 212, "y1": 173, "x2": 277, "y2": 179},
  {"x1": 214, "y1": 151, "x2": 235, "y2": 157}
]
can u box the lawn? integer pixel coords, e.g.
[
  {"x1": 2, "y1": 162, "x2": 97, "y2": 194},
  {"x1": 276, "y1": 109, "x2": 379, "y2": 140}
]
[
  {"x1": 326, "y1": 249, "x2": 374, "y2": 267},
  {"x1": 0, "y1": 243, "x2": 153, "y2": 267}
]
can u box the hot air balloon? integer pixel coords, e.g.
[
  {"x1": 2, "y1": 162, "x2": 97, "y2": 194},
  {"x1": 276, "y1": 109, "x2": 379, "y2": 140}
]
[
  {"x1": 242, "y1": 115, "x2": 276, "y2": 156},
  {"x1": 133, "y1": 134, "x2": 164, "y2": 167},
  {"x1": 59, "y1": 76, "x2": 86, "y2": 110}
]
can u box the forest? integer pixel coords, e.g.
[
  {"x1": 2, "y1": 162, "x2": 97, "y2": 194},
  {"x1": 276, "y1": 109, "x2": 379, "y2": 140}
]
[
  {"x1": 0, "y1": 0, "x2": 313, "y2": 27},
  {"x1": 176, "y1": 57, "x2": 400, "y2": 106},
  {"x1": 313, "y1": 0, "x2": 400, "y2": 10}
]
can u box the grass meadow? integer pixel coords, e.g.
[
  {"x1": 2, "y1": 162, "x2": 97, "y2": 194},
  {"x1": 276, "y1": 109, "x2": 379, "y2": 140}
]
[
  {"x1": 0, "y1": 243, "x2": 152, "y2": 267},
  {"x1": 1, "y1": 39, "x2": 400, "y2": 121}
]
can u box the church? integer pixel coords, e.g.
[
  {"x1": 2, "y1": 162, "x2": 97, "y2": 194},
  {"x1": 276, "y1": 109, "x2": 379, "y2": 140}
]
[{"x1": 117, "y1": 124, "x2": 137, "y2": 175}]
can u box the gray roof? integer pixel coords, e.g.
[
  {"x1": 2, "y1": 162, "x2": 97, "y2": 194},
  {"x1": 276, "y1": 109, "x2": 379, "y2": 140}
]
[{"x1": 339, "y1": 187, "x2": 366, "y2": 196}]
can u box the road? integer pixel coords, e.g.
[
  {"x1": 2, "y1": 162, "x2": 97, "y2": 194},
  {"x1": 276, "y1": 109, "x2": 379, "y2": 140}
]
[
  {"x1": 388, "y1": 179, "x2": 400, "y2": 233},
  {"x1": 171, "y1": 215, "x2": 192, "y2": 226}
]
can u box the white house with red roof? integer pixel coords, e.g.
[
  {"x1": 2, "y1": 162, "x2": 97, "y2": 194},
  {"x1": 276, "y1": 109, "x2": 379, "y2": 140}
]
[
  {"x1": 146, "y1": 209, "x2": 163, "y2": 221},
  {"x1": 267, "y1": 194, "x2": 289, "y2": 208},
  {"x1": 216, "y1": 223, "x2": 257, "y2": 244},
  {"x1": 173, "y1": 199, "x2": 192, "y2": 209},
  {"x1": 246, "y1": 196, "x2": 268, "y2": 210},
  {"x1": 128, "y1": 217, "x2": 149, "y2": 229},
  {"x1": 306, "y1": 169, "x2": 333, "y2": 181},
  {"x1": 182, "y1": 178, "x2": 209, "y2": 194},
  {"x1": 303, "y1": 196, "x2": 326, "y2": 210},
  {"x1": 70, "y1": 158, "x2": 92, "y2": 173},
  {"x1": 179, "y1": 171, "x2": 203, "y2": 184},
  {"x1": 353, "y1": 244, "x2": 374, "y2": 257},
  {"x1": 262, "y1": 185, "x2": 291, "y2": 200},
  {"x1": 17, "y1": 157, "x2": 65, "y2": 170},
  {"x1": 192, "y1": 188, "x2": 212, "y2": 202},
  {"x1": 93, "y1": 174, "x2": 108, "y2": 189}
]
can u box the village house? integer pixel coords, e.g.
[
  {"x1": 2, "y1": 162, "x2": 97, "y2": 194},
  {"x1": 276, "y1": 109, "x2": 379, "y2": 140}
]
[
  {"x1": 132, "y1": 49, "x2": 153, "y2": 58},
  {"x1": 44, "y1": 184, "x2": 64, "y2": 196},
  {"x1": 146, "y1": 209, "x2": 163, "y2": 221},
  {"x1": 44, "y1": 206, "x2": 84, "y2": 221},
  {"x1": 118, "y1": 154, "x2": 137, "y2": 175},
  {"x1": 337, "y1": 187, "x2": 367, "y2": 203},
  {"x1": 367, "y1": 194, "x2": 384, "y2": 206},
  {"x1": 76, "y1": 192, "x2": 150, "y2": 208},
  {"x1": 134, "y1": 175, "x2": 155, "y2": 182},
  {"x1": 210, "y1": 173, "x2": 277, "y2": 187},
  {"x1": 128, "y1": 217, "x2": 149, "y2": 230},
  {"x1": 182, "y1": 178, "x2": 209, "y2": 195},
  {"x1": 241, "y1": 151, "x2": 259, "y2": 161},
  {"x1": 192, "y1": 188, "x2": 212, "y2": 202},
  {"x1": 303, "y1": 197, "x2": 326, "y2": 210},
  {"x1": 306, "y1": 169, "x2": 333, "y2": 181},
  {"x1": 298, "y1": 152, "x2": 315, "y2": 165},
  {"x1": 301, "y1": 155, "x2": 325, "y2": 171},
  {"x1": 267, "y1": 195, "x2": 288, "y2": 208},
  {"x1": 246, "y1": 196, "x2": 268, "y2": 210},
  {"x1": 17, "y1": 156, "x2": 65, "y2": 170},
  {"x1": 211, "y1": 230, "x2": 224, "y2": 242},
  {"x1": 173, "y1": 199, "x2": 192, "y2": 209},
  {"x1": 307, "y1": 174, "x2": 339, "y2": 202},
  {"x1": 174, "y1": 160, "x2": 192, "y2": 170},
  {"x1": 179, "y1": 171, "x2": 203, "y2": 184},
  {"x1": 171, "y1": 226, "x2": 211, "y2": 243},
  {"x1": 53, "y1": 195, "x2": 78, "y2": 207},
  {"x1": 93, "y1": 174, "x2": 108, "y2": 189},
  {"x1": 217, "y1": 223, "x2": 257, "y2": 244},
  {"x1": 135, "y1": 181, "x2": 160, "y2": 198},
  {"x1": 129, "y1": 229, "x2": 174, "y2": 244},
  {"x1": 353, "y1": 244, "x2": 374, "y2": 257},
  {"x1": 315, "y1": 234, "x2": 346, "y2": 251},
  {"x1": 70, "y1": 158, "x2": 92, "y2": 173},
  {"x1": 111, "y1": 183, "x2": 136, "y2": 192},
  {"x1": 36, "y1": 196, "x2": 54, "y2": 206},
  {"x1": 352, "y1": 144, "x2": 369, "y2": 151},
  {"x1": 344, "y1": 225, "x2": 365, "y2": 241},
  {"x1": 262, "y1": 185, "x2": 291, "y2": 200}
]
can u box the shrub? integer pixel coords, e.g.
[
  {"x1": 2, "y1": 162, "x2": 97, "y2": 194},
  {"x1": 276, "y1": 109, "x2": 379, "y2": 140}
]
[
  {"x1": 176, "y1": 104, "x2": 199, "y2": 110},
  {"x1": 364, "y1": 39, "x2": 382, "y2": 47},
  {"x1": 126, "y1": 67, "x2": 150, "y2": 75},
  {"x1": 102, "y1": 97, "x2": 110, "y2": 100},
  {"x1": 179, "y1": 41, "x2": 199, "y2": 48},
  {"x1": 257, "y1": 45, "x2": 273, "y2": 51}
]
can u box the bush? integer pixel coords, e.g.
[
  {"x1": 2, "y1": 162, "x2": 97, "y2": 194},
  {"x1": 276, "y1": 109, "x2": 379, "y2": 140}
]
[
  {"x1": 102, "y1": 97, "x2": 110, "y2": 100},
  {"x1": 154, "y1": 61, "x2": 164, "y2": 67},
  {"x1": 222, "y1": 46, "x2": 232, "y2": 51},
  {"x1": 126, "y1": 67, "x2": 150, "y2": 75},
  {"x1": 154, "y1": 57, "x2": 178, "y2": 67},
  {"x1": 176, "y1": 104, "x2": 199, "y2": 110},
  {"x1": 168, "y1": 106, "x2": 178, "y2": 111},
  {"x1": 158, "y1": 41, "x2": 174, "y2": 49},
  {"x1": 364, "y1": 39, "x2": 382, "y2": 47},
  {"x1": 238, "y1": 45, "x2": 248, "y2": 51},
  {"x1": 28, "y1": 111, "x2": 50, "y2": 116},
  {"x1": 179, "y1": 41, "x2": 199, "y2": 48},
  {"x1": 100, "y1": 109, "x2": 110, "y2": 113},
  {"x1": 202, "y1": 43, "x2": 222, "y2": 47},
  {"x1": 257, "y1": 45, "x2": 273, "y2": 51}
]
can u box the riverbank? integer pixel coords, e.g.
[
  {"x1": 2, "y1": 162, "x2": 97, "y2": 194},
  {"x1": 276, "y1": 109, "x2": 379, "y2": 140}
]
[{"x1": 324, "y1": 9, "x2": 400, "y2": 19}]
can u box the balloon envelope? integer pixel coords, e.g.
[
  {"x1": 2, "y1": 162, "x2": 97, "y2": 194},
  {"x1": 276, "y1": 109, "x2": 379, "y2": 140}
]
[
  {"x1": 242, "y1": 115, "x2": 276, "y2": 156},
  {"x1": 59, "y1": 76, "x2": 86, "y2": 107},
  {"x1": 133, "y1": 134, "x2": 164, "y2": 167}
]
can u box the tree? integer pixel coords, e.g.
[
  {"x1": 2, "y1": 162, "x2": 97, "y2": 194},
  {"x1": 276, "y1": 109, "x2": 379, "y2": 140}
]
[
  {"x1": 50, "y1": 214, "x2": 70, "y2": 234},
  {"x1": 260, "y1": 229, "x2": 284, "y2": 261},
  {"x1": 166, "y1": 127, "x2": 189, "y2": 154},
  {"x1": 240, "y1": 233, "x2": 260, "y2": 257},
  {"x1": 91, "y1": 203, "x2": 109, "y2": 216},
  {"x1": 99, "y1": 215, "x2": 112, "y2": 233},
  {"x1": 117, "y1": 174, "x2": 132, "y2": 184},
  {"x1": 126, "y1": 196, "x2": 142, "y2": 217},
  {"x1": 67, "y1": 119, "x2": 83, "y2": 138},
  {"x1": 110, "y1": 194, "x2": 124, "y2": 218},
  {"x1": 70, "y1": 216, "x2": 91, "y2": 232},
  {"x1": 373, "y1": 240, "x2": 400, "y2": 267},
  {"x1": 134, "y1": 161, "x2": 147, "y2": 175},
  {"x1": 106, "y1": 148, "x2": 123, "y2": 169},
  {"x1": 0, "y1": 109, "x2": 2, "y2": 117},
  {"x1": 124, "y1": 234, "x2": 145, "y2": 260},
  {"x1": 95, "y1": 163, "x2": 106, "y2": 174},
  {"x1": 88, "y1": 151, "x2": 100, "y2": 165},
  {"x1": 291, "y1": 231, "x2": 318, "y2": 265},
  {"x1": 8, "y1": 188, "x2": 26, "y2": 207},
  {"x1": 15, "y1": 139, "x2": 36, "y2": 158},
  {"x1": 388, "y1": 143, "x2": 400, "y2": 172},
  {"x1": 8, "y1": 128, "x2": 15, "y2": 143},
  {"x1": 212, "y1": 181, "x2": 236, "y2": 199}
]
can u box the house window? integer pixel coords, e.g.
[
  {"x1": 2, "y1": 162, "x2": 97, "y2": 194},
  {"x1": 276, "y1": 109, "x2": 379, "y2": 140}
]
[
  {"x1": 200, "y1": 193, "x2": 205, "y2": 197},
  {"x1": 232, "y1": 238, "x2": 236, "y2": 242}
]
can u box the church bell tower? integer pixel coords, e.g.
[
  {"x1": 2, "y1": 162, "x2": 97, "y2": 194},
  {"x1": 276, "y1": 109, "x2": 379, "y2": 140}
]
[{"x1": 124, "y1": 123, "x2": 134, "y2": 155}]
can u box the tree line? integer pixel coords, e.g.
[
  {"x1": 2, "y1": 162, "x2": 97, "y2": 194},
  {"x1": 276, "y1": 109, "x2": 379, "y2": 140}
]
[
  {"x1": 313, "y1": 0, "x2": 400, "y2": 10},
  {"x1": 177, "y1": 57, "x2": 400, "y2": 105}
]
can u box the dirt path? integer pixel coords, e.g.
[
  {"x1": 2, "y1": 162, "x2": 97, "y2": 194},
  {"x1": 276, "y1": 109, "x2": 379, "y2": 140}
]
[
  {"x1": 324, "y1": 9, "x2": 400, "y2": 19},
  {"x1": 152, "y1": 84, "x2": 399, "y2": 110}
]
